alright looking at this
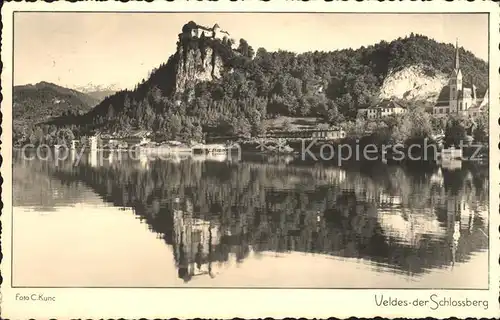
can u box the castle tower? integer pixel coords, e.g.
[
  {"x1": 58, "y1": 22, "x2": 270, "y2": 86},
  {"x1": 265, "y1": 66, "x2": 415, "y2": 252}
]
[
  {"x1": 449, "y1": 39, "x2": 463, "y2": 112},
  {"x1": 213, "y1": 23, "x2": 221, "y2": 39}
]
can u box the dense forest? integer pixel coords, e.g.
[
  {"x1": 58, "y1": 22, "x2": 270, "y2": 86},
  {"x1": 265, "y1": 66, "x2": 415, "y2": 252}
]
[{"x1": 14, "y1": 30, "x2": 489, "y2": 146}]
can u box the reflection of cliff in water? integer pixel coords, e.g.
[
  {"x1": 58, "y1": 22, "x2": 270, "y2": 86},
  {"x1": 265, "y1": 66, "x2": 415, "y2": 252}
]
[{"x1": 17, "y1": 152, "x2": 488, "y2": 280}]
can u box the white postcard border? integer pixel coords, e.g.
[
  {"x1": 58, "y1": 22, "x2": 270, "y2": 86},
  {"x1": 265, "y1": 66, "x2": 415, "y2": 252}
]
[{"x1": 1, "y1": 1, "x2": 499, "y2": 319}]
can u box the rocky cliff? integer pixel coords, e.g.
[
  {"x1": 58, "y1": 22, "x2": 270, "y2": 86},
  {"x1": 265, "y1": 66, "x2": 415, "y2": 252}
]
[
  {"x1": 174, "y1": 44, "x2": 226, "y2": 95},
  {"x1": 379, "y1": 65, "x2": 449, "y2": 103}
]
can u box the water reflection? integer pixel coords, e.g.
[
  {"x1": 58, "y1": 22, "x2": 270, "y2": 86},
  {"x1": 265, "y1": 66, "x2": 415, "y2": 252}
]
[{"x1": 13, "y1": 150, "x2": 489, "y2": 287}]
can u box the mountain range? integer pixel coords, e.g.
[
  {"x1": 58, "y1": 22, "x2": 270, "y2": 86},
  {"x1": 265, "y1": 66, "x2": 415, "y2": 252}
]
[
  {"x1": 74, "y1": 83, "x2": 119, "y2": 101},
  {"x1": 13, "y1": 81, "x2": 99, "y2": 124}
]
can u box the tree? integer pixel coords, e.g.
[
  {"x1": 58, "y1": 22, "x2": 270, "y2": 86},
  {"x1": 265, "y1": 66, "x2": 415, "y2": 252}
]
[
  {"x1": 31, "y1": 127, "x2": 44, "y2": 145},
  {"x1": 473, "y1": 112, "x2": 488, "y2": 143},
  {"x1": 107, "y1": 104, "x2": 115, "y2": 121},
  {"x1": 388, "y1": 116, "x2": 409, "y2": 144},
  {"x1": 166, "y1": 114, "x2": 183, "y2": 139},
  {"x1": 345, "y1": 118, "x2": 366, "y2": 139},
  {"x1": 56, "y1": 128, "x2": 75, "y2": 146},
  {"x1": 431, "y1": 116, "x2": 446, "y2": 134},
  {"x1": 407, "y1": 109, "x2": 433, "y2": 140},
  {"x1": 282, "y1": 118, "x2": 293, "y2": 132},
  {"x1": 237, "y1": 38, "x2": 254, "y2": 59},
  {"x1": 190, "y1": 123, "x2": 204, "y2": 143},
  {"x1": 325, "y1": 102, "x2": 344, "y2": 124},
  {"x1": 248, "y1": 46, "x2": 255, "y2": 60},
  {"x1": 444, "y1": 116, "x2": 467, "y2": 147},
  {"x1": 252, "y1": 121, "x2": 267, "y2": 137},
  {"x1": 231, "y1": 116, "x2": 251, "y2": 138}
]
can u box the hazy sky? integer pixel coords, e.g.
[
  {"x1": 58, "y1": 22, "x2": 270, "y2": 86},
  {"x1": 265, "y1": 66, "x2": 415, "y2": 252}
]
[{"x1": 14, "y1": 13, "x2": 488, "y2": 90}]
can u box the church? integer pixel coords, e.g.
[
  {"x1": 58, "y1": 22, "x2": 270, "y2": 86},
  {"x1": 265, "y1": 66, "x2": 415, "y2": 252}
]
[{"x1": 433, "y1": 40, "x2": 488, "y2": 118}]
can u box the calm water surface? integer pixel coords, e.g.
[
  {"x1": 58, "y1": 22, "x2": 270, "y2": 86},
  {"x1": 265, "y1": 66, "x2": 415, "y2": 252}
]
[{"x1": 13, "y1": 150, "x2": 489, "y2": 288}]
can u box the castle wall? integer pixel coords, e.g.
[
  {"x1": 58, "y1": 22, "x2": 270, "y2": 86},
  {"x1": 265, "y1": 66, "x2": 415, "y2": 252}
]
[{"x1": 187, "y1": 28, "x2": 215, "y2": 39}]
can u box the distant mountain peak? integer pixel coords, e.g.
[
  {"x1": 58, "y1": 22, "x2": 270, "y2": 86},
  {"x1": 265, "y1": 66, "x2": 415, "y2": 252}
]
[
  {"x1": 73, "y1": 83, "x2": 121, "y2": 94},
  {"x1": 72, "y1": 83, "x2": 120, "y2": 102}
]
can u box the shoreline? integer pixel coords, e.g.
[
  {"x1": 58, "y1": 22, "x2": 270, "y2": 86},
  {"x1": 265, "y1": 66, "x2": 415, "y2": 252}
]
[{"x1": 12, "y1": 145, "x2": 489, "y2": 164}]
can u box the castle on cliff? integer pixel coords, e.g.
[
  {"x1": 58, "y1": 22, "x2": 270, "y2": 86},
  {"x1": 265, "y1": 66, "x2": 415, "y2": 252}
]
[
  {"x1": 433, "y1": 39, "x2": 489, "y2": 118},
  {"x1": 180, "y1": 21, "x2": 231, "y2": 41}
]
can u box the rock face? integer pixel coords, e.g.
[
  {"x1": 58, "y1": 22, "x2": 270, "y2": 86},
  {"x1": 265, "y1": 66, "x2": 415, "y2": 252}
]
[
  {"x1": 379, "y1": 65, "x2": 448, "y2": 103},
  {"x1": 174, "y1": 43, "x2": 226, "y2": 96}
]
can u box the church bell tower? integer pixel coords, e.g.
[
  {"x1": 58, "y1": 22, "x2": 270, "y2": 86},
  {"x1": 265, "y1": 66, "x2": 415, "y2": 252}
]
[{"x1": 449, "y1": 39, "x2": 463, "y2": 112}]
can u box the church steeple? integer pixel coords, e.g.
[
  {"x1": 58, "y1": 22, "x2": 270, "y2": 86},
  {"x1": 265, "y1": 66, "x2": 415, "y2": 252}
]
[
  {"x1": 448, "y1": 37, "x2": 463, "y2": 111},
  {"x1": 454, "y1": 38, "x2": 460, "y2": 71}
]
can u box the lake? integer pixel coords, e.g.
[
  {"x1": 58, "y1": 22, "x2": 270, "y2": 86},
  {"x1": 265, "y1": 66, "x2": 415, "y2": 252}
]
[{"x1": 12, "y1": 149, "x2": 489, "y2": 288}]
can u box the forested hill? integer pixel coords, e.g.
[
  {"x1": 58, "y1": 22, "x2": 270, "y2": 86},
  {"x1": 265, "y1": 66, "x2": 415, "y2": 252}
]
[
  {"x1": 53, "y1": 29, "x2": 488, "y2": 141},
  {"x1": 14, "y1": 81, "x2": 99, "y2": 123}
]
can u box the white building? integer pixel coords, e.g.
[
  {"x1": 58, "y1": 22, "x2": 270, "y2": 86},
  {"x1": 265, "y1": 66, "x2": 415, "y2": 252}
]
[
  {"x1": 433, "y1": 39, "x2": 488, "y2": 117},
  {"x1": 358, "y1": 100, "x2": 407, "y2": 120}
]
